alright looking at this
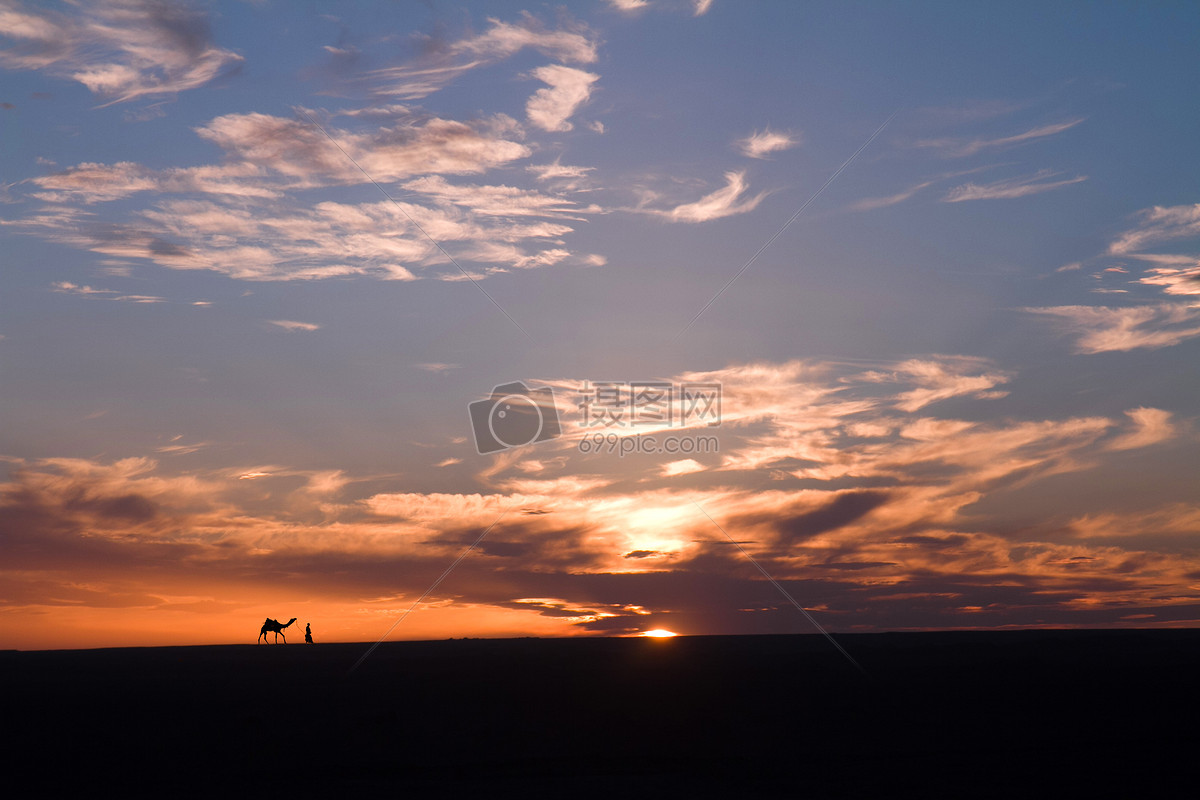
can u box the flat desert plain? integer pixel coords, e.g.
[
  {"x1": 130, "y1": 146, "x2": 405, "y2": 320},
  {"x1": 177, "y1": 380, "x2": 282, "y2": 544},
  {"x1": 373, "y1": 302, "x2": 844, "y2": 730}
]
[{"x1": 3, "y1": 630, "x2": 1195, "y2": 797}]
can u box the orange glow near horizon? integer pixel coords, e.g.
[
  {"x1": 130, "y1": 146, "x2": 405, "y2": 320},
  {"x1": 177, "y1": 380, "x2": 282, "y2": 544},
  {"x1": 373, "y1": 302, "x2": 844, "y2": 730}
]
[
  {"x1": 0, "y1": 598, "x2": 606, "y2": 651},
  {"x1": 641, "y1": 629, "x2": 678, "y2": 638}
]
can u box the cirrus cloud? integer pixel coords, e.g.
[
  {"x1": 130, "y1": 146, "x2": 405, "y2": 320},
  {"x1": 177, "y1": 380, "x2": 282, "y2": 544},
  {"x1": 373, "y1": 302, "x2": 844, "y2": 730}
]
[
  {"x1": 943, "y1": 170, "x2": 1087, "y2": 202},
  {"x1": 525, "y1": 65, "x2": 600, "y2": 132},
  {"x1": 1023, "y1": 303, "x2": 1200, "y2": 353},
  {"x1": 0, "y1": 0, "x2": 242, "y2": 105},
  {"x1": 737, "y1": 128, "x2": 799, "y2": 159},
  {"x1": 641, "y1": 171, "x2": 767, "y2": 223}
]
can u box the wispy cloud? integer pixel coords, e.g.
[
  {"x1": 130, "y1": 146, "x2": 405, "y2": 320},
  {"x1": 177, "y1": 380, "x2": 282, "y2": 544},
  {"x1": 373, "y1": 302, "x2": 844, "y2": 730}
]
[
  {"x1": 608, "y1": 0, "x2": 651, "y2": 12},
  {"x1": 155, "y1": 435, "x2": 209, "y2": 456},
  {"x1": 402, "y1": 175, "x2": 598, "y2": 219},
  {"x1": 27, "y1": 160, "x2": 276, "y2": 204},
  {"x1": 693, "y1": 0, "x2": 715, "y2": 15},
  {"x1": 52, "y1": 281, "x2": 114, "y2": 296},
  {"x1": 858, "y1": 356, "x2": 1010, "y2": 412},
  {"x1": 51, "y1": 281, "x2": 164, "y2": 303},
  {"x1": 1109, "y1": 204, "x2": 1200, "y2": 256},
  {"x1": 0, "y1": 0, "x2": 242, "y2": 104},
  {"x1": 642, "y1": 171, "x2": 766, "y2": 223},
  {"x1": 1024, "y1": 303, "x2": 1200, "y2": 353},
  {"x1": 1139, "y1": 260, "x2": 1200, "y2": 296},
  {"x1": 196, "y1": 111, "x2": 530, "y2": 186},
  {"x1": 368, "y1": 13, "x2": 597, "y2": 99},
  {"x1": 851, "y1": 181, "x2": 934, "y2": 211},
  {"x1": 1107, "y1": 408, "x2": 1175, "y2": 452},
  {"x1": 527, "y1": 160, "x2": 596, "y2": 191},
  {"x1": 525, "y1": 65, "x2": 600, "y2": 132},
  {"x1": 450, "y1": 15, "x2": 597, "y2": 64},
  {"x1": 268, "y1": 319, "x2": 321, "y2": 332},
  {"x1": 23, "y1": 109, "x2": 532, "y2": 203},
  {"x1": 917, "y1": 118, "x2": 1084, "y2": 158},
  {"x1": 736, "y1": 128, "x2": 799, "y2": 159},
  {"x1": 943, "y1": 170, "x2": 1086, "y2": 202},
  {"x1": 912, "y1": 99, "x2": 1029, "y2": 125}
]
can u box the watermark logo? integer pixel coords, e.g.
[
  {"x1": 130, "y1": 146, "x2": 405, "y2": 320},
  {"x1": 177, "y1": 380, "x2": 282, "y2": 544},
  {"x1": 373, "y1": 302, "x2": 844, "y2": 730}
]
[
  {"x1": 577, "y1": 431, "x2": 720, "y2": 457},
  {"x1": 469, "y1": 381, "x2": 562, "y2": 455},
  {"x1": 578, "y1": 381, "x2": 721, "y2": 429},
  {"x1": 469, "y1": 380, "x2": 721, "y2": 456}
]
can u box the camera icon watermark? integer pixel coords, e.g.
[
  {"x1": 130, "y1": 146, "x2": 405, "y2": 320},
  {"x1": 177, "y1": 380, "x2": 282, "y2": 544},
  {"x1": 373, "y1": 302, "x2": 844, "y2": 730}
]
[{"x1": 469, "y1": 381, "x2": 562, "y2": 455}]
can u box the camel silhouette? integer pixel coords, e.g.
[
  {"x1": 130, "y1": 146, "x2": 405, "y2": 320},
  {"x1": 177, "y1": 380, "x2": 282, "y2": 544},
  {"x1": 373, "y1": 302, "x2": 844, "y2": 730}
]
[{"x1": 258, "y1": 617, "x2": 297, "y2": 644}]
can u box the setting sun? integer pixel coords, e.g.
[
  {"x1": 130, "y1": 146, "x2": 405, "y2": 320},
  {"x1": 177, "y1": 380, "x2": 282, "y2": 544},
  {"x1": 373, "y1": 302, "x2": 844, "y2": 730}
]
[{"x1": 641, "y1": 629, "x2": 678, "y2": 638}]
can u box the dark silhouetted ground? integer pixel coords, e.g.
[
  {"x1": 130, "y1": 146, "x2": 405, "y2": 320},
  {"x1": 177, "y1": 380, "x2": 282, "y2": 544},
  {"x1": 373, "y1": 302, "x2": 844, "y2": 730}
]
[{"x1": 2, "y1": 629, "x2": 1195, "y2": 796}]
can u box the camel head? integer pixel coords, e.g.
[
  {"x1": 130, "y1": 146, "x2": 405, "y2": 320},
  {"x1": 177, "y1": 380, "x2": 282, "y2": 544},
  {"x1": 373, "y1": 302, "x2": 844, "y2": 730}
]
[{"x1": 286, "y1": 617, "x2": 297, "y2": 627}]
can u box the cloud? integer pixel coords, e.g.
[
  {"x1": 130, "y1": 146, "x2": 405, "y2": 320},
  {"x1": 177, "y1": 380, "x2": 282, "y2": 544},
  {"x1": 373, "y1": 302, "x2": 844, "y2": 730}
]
[
  {"x1": 402, "y1": 175, "x2": 598, "y2": 219},
  {"x1": 24, "y1": 108, "x2": 534, "y2": 203},
  {"x1": 525, "y1": 65, "x2": 600, "y2": 132},
  {"x1": 943, "y1": 170, "x2": 1086, "y2": 202},
  {"x1": 851, "y1": 181, "x2": 934, "y2": 211},
  {"x1": 913, "y1": 100, "x2": 1030, "y2": 125},
  {"x1": 109, "y1": 294, "x2": 164, "y2": 303},
  {"x1": 1109, "y1": 204, "x2": 1200, "y2": 256},
  {"x1": 369, "y1": 14, "x2": 597, "y2": 99},
  {"x1": 1107, "y1": 408, "x2": 1175, "y2": 452},
  {"x1": 858, "y1": 357, "x2": 1010, "y2": 412},
  {"x1": 7, "y1": 107, "x2": 601, "y2": 282},
  {"x1": 662, "y1": 459, "x2": 705, "y2": 476},
  {"x1": 51, "y1": 280, "x2": 164, "y2": 303},
  {"x1": 757, "y1": 490, "x2": 890, "y2": 540},
  {"x1": 527, "y1": 160, "x2": 594, "y2": 182},
  {"x1": 1024, "y1": 303, "x2": 1200, "y2": 353},
  {"x1": 52, "y1": 281, "x2": 114, "y2": 296},
  {"x1": 916, "y1": 119, "x2": 1084, "y2": 158},
  {"x1": 737, "y1": 129, "x2": 799, "y2": 159},
  {"x1": 1067, "y1": 504, "x2": 1200, "y2": 540},
  {"x1": 527, "y1": 160, "x2": 596, "y2": 191},
  {"x1": 1138, "y1": 260, "x2": 1200, "y2": 296},
  {"x1": 196, "y1": 111, "x2": 530, "y2": 185},
  {"x1": 4, "y1": 353, "x2": 1198, "y2": 646},
  {"x1": 693, "y1": 0, "x2": 715, "y2": 14},
  {"x1": 643, "y1": 171, "x2": 766, "y2": 223},
  {"x1": 0, "y1": 0, "x2": 242, "y2": 104},
  {"x1": 267, "y1": 320, "x2": 320, "y2": 332},
  {"x1": 27, "y1": 160, "x2": 276, "y2": 204},
  {"x1": 451, "y1": 15, "x2": 597, "y2": 64},
  {"x1": 608, "y1": 0, "x2": 651, "y2": 12},
  {"x1": 155, "y1": 435, "x2": 209, "y2": 456}
]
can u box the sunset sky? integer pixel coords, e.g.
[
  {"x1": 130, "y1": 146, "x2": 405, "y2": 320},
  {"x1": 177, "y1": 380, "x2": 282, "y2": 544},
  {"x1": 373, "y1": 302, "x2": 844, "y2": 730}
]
[{"x1": 3, "y1": 1, "x2": 1199, "y2": 651}]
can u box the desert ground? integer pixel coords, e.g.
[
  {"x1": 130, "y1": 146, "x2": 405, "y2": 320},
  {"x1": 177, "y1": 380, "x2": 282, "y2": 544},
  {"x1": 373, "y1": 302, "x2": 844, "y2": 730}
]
[{"x1": 4, "y1": 629, "x2": 1195, "y2": 797}]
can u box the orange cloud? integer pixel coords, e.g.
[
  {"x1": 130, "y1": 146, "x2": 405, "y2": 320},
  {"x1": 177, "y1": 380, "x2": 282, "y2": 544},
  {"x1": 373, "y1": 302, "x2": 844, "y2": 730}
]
[{"x1": 3, "y1": 356, "x2": 1198, "y2": 650}]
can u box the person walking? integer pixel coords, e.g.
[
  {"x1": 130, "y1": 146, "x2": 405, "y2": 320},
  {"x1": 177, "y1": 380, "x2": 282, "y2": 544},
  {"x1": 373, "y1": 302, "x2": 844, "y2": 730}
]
[{"x1": 305, "y1": 622, "x2": 314, "y2": 644}]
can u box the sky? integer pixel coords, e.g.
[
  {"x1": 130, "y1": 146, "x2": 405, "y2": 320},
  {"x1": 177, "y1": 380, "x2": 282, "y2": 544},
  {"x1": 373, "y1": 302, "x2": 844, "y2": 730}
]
[{"x1": 2, "y1": 0, "x2": 1199, "y2": 651}]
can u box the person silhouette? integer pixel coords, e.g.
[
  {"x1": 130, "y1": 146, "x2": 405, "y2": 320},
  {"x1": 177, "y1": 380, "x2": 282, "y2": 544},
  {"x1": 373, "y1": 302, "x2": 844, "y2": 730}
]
[{"x1": 305, "y1": 623, "x2": 313, "y2": 644}]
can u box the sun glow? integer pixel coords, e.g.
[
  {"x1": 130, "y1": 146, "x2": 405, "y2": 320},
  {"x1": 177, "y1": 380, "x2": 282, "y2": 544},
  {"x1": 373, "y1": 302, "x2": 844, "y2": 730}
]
[{"x1": 641, "y1": 629, "x2": 678, "y2": 638}]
